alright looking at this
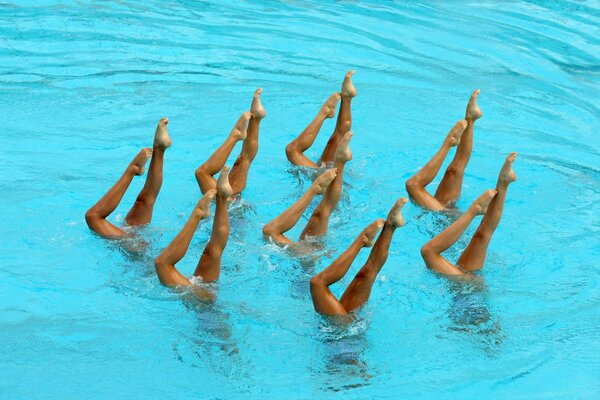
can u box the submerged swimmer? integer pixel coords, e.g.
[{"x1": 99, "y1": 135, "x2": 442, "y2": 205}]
[
  {"x1": 285, "y1": 70, "x2": 356, "y2": 168},
  {"x1": 309, "y1": 199, "x2": 407, "y2": 315},
  {"x1": 420, "y1": 153, "x2": 517, "y2": 276},
  {"x1": 85, "y1": 118, "x2": 171, "y2": 237},
  {"x1": 195, "y1": 89, "x2": 266, "y2": 196},
  {"x1": 405, "y1": 90, "x2": 483, "y2": 211}
]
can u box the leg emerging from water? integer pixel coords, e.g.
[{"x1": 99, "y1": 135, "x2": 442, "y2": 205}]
[
  {"x1": 195, "y1": 112, "x2": 251, "y2": 193},
  {"x1": 154, "y1": 190, "x2": 216, "y2": 286},
  {"x1": 262, "y1": 169, "x2": 337, "y2": 245},
  {"x1": 285, "y1": 93, "x2": 341, "y2": 168},
  {"x1": 420, "y1": 190, "x2": 497, "y2": 276},
  {"x1": 125, "y1": 118, "x2": 172, "y2": 225},
  {"x1": 194, "y1": 166, "x2": 233, "y2": 282},
  {"x1": 301, "y1": 131, "x2": 353, "y2": 239},
  {"x1": 435, "y1": 90, "x2": 483, "y2": 204},
  {"x1": 405, "y1": 120, "x2": 467, "y2": 211},
  {"x1": 85, "y1": 148, "x2": 152, "y2": 237},
  {"x1": 229, "y1": 89, "x2": 266, "y2": 195},
  {"x1": 319, "y1": 70, "x2": 356, "y2": 164},
  {"x1": 310, "y1": 220, "x2": 384, "y2": 315},
  {"x1": 457, "y1": 153, "x2": 517, "y2": 272}
]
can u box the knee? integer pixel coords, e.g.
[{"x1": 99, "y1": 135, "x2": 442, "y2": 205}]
[
  {"x1": 84, "y1": 209, "x2": 100, "y2": 227},
  {"x1": 405, "y1": 177, "x2": 421, "y2": 195},
  {"x1": 195, "y1": 165, "x2": 208, "y2": 180},
  {"x1": 420, "y1": 243, "x2": 434, "y2": 261},
  {"x1": 285, "y1": 143, "x2": 299, "y2": 160},
  {"x1": 203, "y1": 243, "x2": 223, "y2": 259},
  {"x1": 309, "y1": 276, "x2": 324, "y2": 292},
  {"x1": 471, "y1": 230, "x2": 491, "y2": 243},
  {"x1": 444, "y1": 164, "x2": 460, "y2": 178},
  {"x1": 262, "y1": 223, "x2": 275, "y2": 238}
]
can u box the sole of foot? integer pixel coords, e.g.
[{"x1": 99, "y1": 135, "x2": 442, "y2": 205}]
[
  {"x1": 251, "y1": 88, "x2": 266, "y2": 120},
  {"x1": 313, "y1": 168, "x2": 337, "y2": 194},
  {"x1": 322, "y1": 93, "x2": 341, "y2": 118},
  {"x1": 131, "y1": 148, "x2": 153, "y2": 175},
  {"x1": 387, "y1": 198, "x2": 408, "y2": 227},
  {"x1": 335, "y1": 131, "x2": 353, "y2": 162},
  {"x1": 341, "y1": 70, "x2": 357, "y2": 98},
  {"x1": 473, "y1": 189, "x2": 497, "y2": 215},
  {"x1": 217, "y1": 165, "x2": 233, "y2": 198},
  {"x1": 154, "y1": 117, "x2": 172, "y2": 148},
  {"x1": 231, "y1": 112, "x2": 252, "y2": 140},
  {"x1": 499, "y1": 152, "x2": 518, "y2": 184},
  {"x1": 361, "y1": 219, "x2": 385, "y2": 246},
  {"x1": 446, "y1": 120, "x2": 468, "y2": 147},
  {"x1": 466, "y1": 89, "x2": 483, "y2": 121}
]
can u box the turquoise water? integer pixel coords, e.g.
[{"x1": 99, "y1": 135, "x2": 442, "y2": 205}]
[{"x1": 2, "y1": 1, "x2": 599, "y2": 398}]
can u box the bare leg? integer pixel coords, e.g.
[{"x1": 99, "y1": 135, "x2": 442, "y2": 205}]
[
  {"x1": 195, "y1": 112, "x2": 251, "y2": 193},
  {"x1": 229, "y1": 89, "x2": 266, "y2": 195},
  {"x1": 310, "y1": 220, "x2": 384, "y2": 315},
  {"x1": 262, "y1": 168, "x2": 337, "y2": 245},
  {"x1": 301, "y1": 131, "x2": 353, "y2": 239},
  {"x1": 435, "y1": 90, "x2": 483, "y2": 204},
  {"x1": 85, "y1": 148, "x2": 151, "y2": 237},
  {"x1": 154, "y1": 190, "x2": 216, "y2": 286},
  {"x1": 405, "y1": 120, "x2": 467, "y2": 211},
  {"x1": 285, "y1": 93, "x2": 340, "y2": 168},
  {"x1": 125, "y1": 118, "x2": 172, "y2": 225},
  {"x1": 457, "y1": 153, "x2": 517, "y2": 272},
  {"x1": 194, "y1": 167, "x2": 232, "y2": 282},
  {"x1": 420, "y1": 190, "x2": 496, "y2": 276},
  {"x1": 319, "y1": 70, "x2": 356, "y2": 164},
  {"x1": 339, "y1": 198, "x2": 407, "y2": 313}
]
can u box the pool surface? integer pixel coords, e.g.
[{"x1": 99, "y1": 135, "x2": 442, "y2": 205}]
[{"x1": 1, "y1": 1, "x2": 599, "y2": 398}]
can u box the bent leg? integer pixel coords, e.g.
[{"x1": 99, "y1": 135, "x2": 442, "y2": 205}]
[
  {"x1": 126, "y1": 118, "x2": 172, "y2": 225},
  {"x1": 85, "y1": 148, "x2": 151, "y2": 237},
  {"x1": 154, "y1": 190, "x2": 216, "y2": 286},
  {"x1": 195, "y1": 112, "x2": 251, "y2": 193},
  {"x1": 457, "y1": 153, "x2": 517, "y2": 272}
]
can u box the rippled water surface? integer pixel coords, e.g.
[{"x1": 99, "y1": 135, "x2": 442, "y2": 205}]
[{"x1": 1, "y1": 1, "x2": 599, "y2": 398}]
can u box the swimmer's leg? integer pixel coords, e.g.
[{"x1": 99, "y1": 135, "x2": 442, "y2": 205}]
[
  {"x1": 262, "y1": 168, "x2": 337, "y2": 245},
  {"x1": 194, "y1": 167, "x2": 232, "y2": 282},
  {"x1": 285, "y1": 93, "x2": 341, "y2": 168},
  {"x1": 420, "y1": 190, "x2": 496, "y2": 276},
  {"x1": 435, "y1": 90, "x2": 483, "y2": 204},
  {"x1": 154, "y1": 190, "x2": 216, "y2": 286},
  {"x1": 310, "y1": 220, "x2": 384, "y2": 315},
  {"x1": 85, "y1": 148, "x2": 152, "y2": 237},
  {"x1": 319, "y1": 70, "x2": 356, "y2": 164},
  {"x1": 229, "y1": 89, "x2": 266, "y2": 195},
  {"x1": 125, "y1": 118, "x2": 171, "y2": 226},
  {"x1": 195, "y1": 112, "x2": 251, "y2": 193},
  {"x1": 300, "y1": 131, "x2": 353, "y2": 239},
  {"x1": 457, "y1": 153, "x2": 517, "y2": 272},
  {"x1": 339, "y1": 199, "x2": 406, "y2": 313},
  {"x1": 405, "y1": 120, "x2": 467, "y2": 211}
]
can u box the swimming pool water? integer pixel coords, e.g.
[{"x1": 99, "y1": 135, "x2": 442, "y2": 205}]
[{"x1": 1, "y1": 1, "x2": 599, "y2": 398}]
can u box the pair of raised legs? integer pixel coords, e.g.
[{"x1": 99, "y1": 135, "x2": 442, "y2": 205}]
[
  {"x1": 406, "y1": 90, "x2": 483, "y2": 210},
  {"x1": 285, "y1": 70, "x2": 357, "y2": 168},
  {"x1": 85, "y1": 118, "x2": 172, "y2": 237},
  {"x1": 310, "y1": 199, "x2": 407, "y2": 315},
  {"x1": 195, "y1": 89, "x2": 266, "y2": 196},
  {"x1": 421, "y1": 153, "x2": 517, "y2": 276}
]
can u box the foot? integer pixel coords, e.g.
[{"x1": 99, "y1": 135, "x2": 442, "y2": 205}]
[
  {"x1": 130, "y1": 148, "x2": 152, "y2": 175},
  {"x1": 230, "y1": 112, "x2": 252, "y2": 141},
  {"x1": 311, "y1": 168, "x2": 337, "y2": 194},
  {"x1": 498, "y1": 152, "x2": 518, "y2": 184},
  {"x1": 250, "y1": 88, "x2": 266, "y2": 120},
  {"x1": 217, "y1": 165, "x2": 233, "y2": 198},
  {"x1": 359, "y1": 219, "x2": 385, "y2": 247},
  {"x1": 465, "y1": 89, "x2": 483, "y2": 121},
  {"x1": 472, "y1": 190, "x2": 497, "y2": 215},
  {"x1": 154, "y1": 117, "x2": 172, "y2": 148},
  {"x1": 321, "y1": 93, "x2": 341, "y2": 118},
  {"x1": 341, "y1": 70, "x2": 357, "y2": 98},
  {"x1": 445, "y1": 120, "x2": 468, "y2": 147},
  {"x1": 387, "y1": 198, "x2": 408, "y2": 227},
  {"x1": 195, "y1": 189, "x2": 216, "y2": 218},
  {"x1": 335, "y1": 131, "x2": 353, "y2": 162}
]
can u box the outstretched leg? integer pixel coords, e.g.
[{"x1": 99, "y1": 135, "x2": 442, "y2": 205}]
[
  {"x1": 319, "y1": 70, "x2": 357, "y2": 164},
  {"x1": 85, "y1": 148, "x2": 152, "y2": 237},
  {"x1": 285, "y1": 93, "x2": 341, "y2": 168},
  {"x1": 405, "y1": 120, "x2": 467, "y2": 211},
  {"x1": 339, "y1": 199, "x2": 407, "y2": 313},
  {"x1": 125, "y1": 118, "x2": 172, "y2": 225},
  {"x1": 457, "y1": 153, "x2": 517, "y2": 272},
  {"x1": 262, "y1": 168, "x2": 337, "y2": 245},
  {"x1": 434, "y1": 90, "x2": 483, "y2": 204},
  {"x1": 154, "y1": 190, "x2": 216, "y2": 286},
  {"x1": 301, "y1": 131, "x2": 353, "y2": 238},
  {"x1": 420, "y1": 190, "x2": 496, "y2": 276},
  {"x1": 229, "y1": 89, "x2": 267, "y2": 195},
  {"x1": 194, "y1": 167, "x2": 232, "y2": 282},
  {"x1": 310, "y1": 220, "x2": 384, "y2": 315},
  {"x1": 195, "y1": 112, "x2": 251, "y2": 193}
]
